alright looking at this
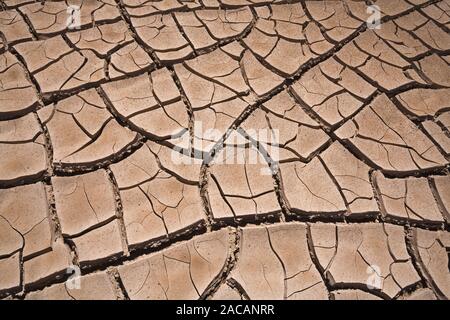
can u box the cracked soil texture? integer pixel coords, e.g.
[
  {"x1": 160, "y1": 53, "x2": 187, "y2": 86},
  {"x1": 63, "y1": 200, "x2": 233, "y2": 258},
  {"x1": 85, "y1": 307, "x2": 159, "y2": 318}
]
[{"x1": 0, "y1": 0, "x2": 449, "y2": 300}]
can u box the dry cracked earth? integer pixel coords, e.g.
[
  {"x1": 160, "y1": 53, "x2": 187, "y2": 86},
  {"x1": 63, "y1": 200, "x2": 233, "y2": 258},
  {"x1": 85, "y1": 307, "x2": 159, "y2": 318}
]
[{"x1": 0, "y1": 0, "x2": 450, "y2": 301}]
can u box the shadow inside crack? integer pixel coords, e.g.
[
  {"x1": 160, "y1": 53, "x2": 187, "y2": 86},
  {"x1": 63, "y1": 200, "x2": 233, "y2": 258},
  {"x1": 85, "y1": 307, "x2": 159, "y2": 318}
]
[{"x1": 447, "y1": 248, "x2": 450, "y2": 273}]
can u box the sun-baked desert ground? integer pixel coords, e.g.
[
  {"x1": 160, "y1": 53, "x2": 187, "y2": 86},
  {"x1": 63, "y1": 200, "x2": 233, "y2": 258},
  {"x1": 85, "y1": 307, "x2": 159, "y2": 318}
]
[{"x1": 0, "y1": 0, "x2": 449, "y2": 300}]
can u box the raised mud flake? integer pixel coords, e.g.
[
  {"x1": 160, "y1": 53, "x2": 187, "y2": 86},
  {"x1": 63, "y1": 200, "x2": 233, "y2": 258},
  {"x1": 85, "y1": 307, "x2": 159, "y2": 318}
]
[
  {"x1": 110, "y1": 142, "x2": 160, "y2": 190},
  {"x1": 412, "y1": 229, "x2": 450, "y2": 299},
  {"x1": 310, "y1": 223, "x2": 421, "y2": 298},
  {"x1": 375, "y1": 21, "x2": 429, "y2": 60},
  {"x1": 121, "y1": 171, "x2": 205, "y2": 245},
  {"x1": 366, "y1": 0, "x2": 413, "y2": 19},
  {"x1": 335, "y1": 94, "x2": 447, "y2": 173},
  {"x1": 0, "y1": 142, "x2": 47, "y2": 186},
  {"x1": 20, "y1": 0, "x2": 120, "y2": 36},
  {"x1": 241, "y1": 49, "x2": 284, "y2": 97},
  {"x1": 13, "y1": 36, "x2": 72, "y2": 74},
  {"x1": 0, "y1": 112, "x2": 41, "y2": 143},
  {"x1": 240, "y1": 90, "x2": 330, "y2": 162},
  {"x1": 0, "y1": 253, "x2": 21, "y2": 295},
  {"x1": 108, "y1": 42, "x2": 154, "y2": 79},
  {"x1": 101, "y1": 73, "x2": 157, "y2": 118},
  {"x1": 173, "y1": 11, "x2": 218, "y2": 51},
  {"x1": 241, "y1": 37, "x2": 271, "y2": 64},
  {"x1": 0, "y1": 114, "x2": 47, "y2": 185},
  {"x1": 71, "y1": 220, "x2": 124, "y2": 268},
  {"x1": 291, "y1": 63, "x2": 342, "y2": 111},
  {"x1": 196, "y1": 7, "x2": 253, "y2": 39},
  {"x1": 230, "y1": 224, "x2": 328, "y2": 300},
  {"x1": 23, "y1": 239, "x2": 72, "y2": 288},
  {"x1": 243, "y1": 3, "x2": 317, "y2": 77},
  {"x1": 415, "y1": 53, "x2": 450, "y2": 87},
  {"x1": 413, "y1": 19, "x2": 450, "y2": 52},
  {"x1": 131, "y1": 14, "x2": 193, "y2": 63},
  {"x1": 65, "y1": 21, "x2": 134, "y2": 57},
  {"x1": 147, "y1": 141, "x2": 203, "y2": 184},
  {"x1": 394, "y1": 8, "x2": 429, "y2": 31},
  {"x1": 110, "y1": 145, "x2": 166, "y2": 246},
  {"x1": 25, "y1": 271, "x2": 118, "y2": 300},
  {"x1": 38, "y1": 89, "x2": 138, "y2": 167},
  {"x1": 0, "y1": 9, "x2": 33, "y2": 46},
  {"x1": 101, "y1": 70, "x2": 188, "y2": 141},
  {"x1": 355, "y1": 29, "x2": 410, "y2": 70},
  {"x1": 396, "y1": 88, "x2": 450, "y2": 119},
  {"x1": 174, "y1": 47, "x2": 252, "y2": 152},
  {"x1": 318, "y1": 57, "x2": 376, "y2": 101},
  {"x1": 336, "y1": 31, "x2": 425, "y2": 92},
  {"x1": 333, "y1": 41, "x2": 368, "y2": 69},
  {"x1": 433, "y1": 175, "x2": 450, "y2": 223},
  {"x1": 421, "y1": 1, "x2": 450, "y2": 28},
  {"x1": 305, "y1": 0, "x2": 363, "y2": 42},
  {"x1": 118, "y1": 229, "x2": 229, "y2": 300},
  {"x1": 258, "y1": 4, "x2": 308, "y2": 35},
  {"x1": 0, "y1": 219, "x2": 23, "y2": 293},
  {"x1": 279, "y1": 157, "x2": 346, "y2": 215},
  {"x1": 176, "y1": 46, "x2": 250, "y2": 105},
  {"x1": 150, "y1": 67, "x2": 181, "y2": 104},
  {"x1": 110, "y1": 142, "x2": 205, "y2": 248},
  {"x1": 175, "y1": 7, "x2": 253, "y2": 51},
  {"x1": 0, "y1": 215, "x2": 23, "y2": 258},
  {"x1": 319, "y1": 142, "x2": 378, "y2": 215},
  {"x1": 0, "y1": 183, "x2": 52, "y2": 259},
  {"x1": 357, "y1": 53, "x2": 425, "y2": 93},
  {"x1": 303, "y1": 20, "x2": 334, "y2": 55},
  {"x1": 0, "y1": 52, "x2": 39, "y2": 118},
  {"x1": 437, "y1": 111, "x2": 450, "y2": 131},
  {"x1": 52, "y1": 170, "x2": 117, "y2": 237},
  {"x1": 290, "y1": 59, "x2": 375, "y2": 127},
  {"x1": 207, "y1": 140, "x2": 280, "y2": 221},
  {"x1": 422, "y1": 120, "x2": 450, "y2": 156},
  {"x1": 14, "y1": 36, "x2": 105, "y2": 97},
  {"x1": 41, "y1": 48, "x2": 105, "y2": 95},
  {"x1": 262, "y1": 32, "x2": 316, "y2": 76},
  {"x1": 374, "y1": 172, "x2": 444, "y2": 224}
]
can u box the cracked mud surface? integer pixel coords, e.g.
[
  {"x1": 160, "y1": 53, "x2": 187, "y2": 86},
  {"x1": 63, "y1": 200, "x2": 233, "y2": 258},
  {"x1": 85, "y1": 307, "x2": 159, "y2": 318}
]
[{"x1": 1, "y1": 0, "x2": 449, "y2": 300}]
